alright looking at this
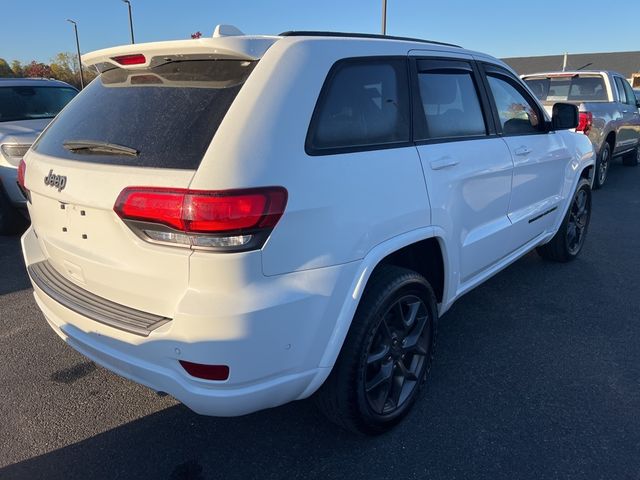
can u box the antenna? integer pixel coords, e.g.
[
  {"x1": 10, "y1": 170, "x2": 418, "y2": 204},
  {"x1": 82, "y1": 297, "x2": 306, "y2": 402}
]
[{"x1": 382, "y1": 0, "x2": 387, "y2": 35}]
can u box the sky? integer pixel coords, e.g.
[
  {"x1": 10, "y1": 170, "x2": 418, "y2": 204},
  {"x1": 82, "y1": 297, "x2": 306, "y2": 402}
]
[{"x1": 1, "y1": 0, "x2": 637, "y2": 64}]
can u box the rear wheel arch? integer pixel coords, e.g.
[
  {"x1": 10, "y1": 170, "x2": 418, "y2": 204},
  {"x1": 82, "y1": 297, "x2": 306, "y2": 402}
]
[
  {"x1": 308, "y1": 232, "x2": 448, "y2": 382},
  {"x1": 604, "y1": 131, "x2": 616, "y2": 152},
  {"x1": 372, "y1": 237, "x2": 445, "y2": 304}
]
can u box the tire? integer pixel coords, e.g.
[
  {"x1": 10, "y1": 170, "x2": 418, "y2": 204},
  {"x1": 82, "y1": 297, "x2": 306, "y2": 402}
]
[
  {"x1": 315, "y1": 265, "x2": 438, "y2": 435},
  {"x1": 536, "y1": 178, "x2": 591, "y2": 262},
  {"x1": 0, "y1": 187, "x2": 26, "y2": 235},
  {"x1": 593, "y1": 142, "x2": 611, "y2": 189},
  {"x1": 622, "y1": 145, "x2": 639, "y2": 167}
]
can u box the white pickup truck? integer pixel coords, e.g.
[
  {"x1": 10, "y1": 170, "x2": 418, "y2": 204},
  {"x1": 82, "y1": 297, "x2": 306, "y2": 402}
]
[{"x1": 523, "y1": 71, "x2": 640, "y2": 188}]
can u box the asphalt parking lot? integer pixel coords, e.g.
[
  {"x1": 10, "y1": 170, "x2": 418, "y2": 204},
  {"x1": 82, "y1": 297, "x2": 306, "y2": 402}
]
[{"x1": 1, "y1": 161, "x2": 639, "y2": 480}]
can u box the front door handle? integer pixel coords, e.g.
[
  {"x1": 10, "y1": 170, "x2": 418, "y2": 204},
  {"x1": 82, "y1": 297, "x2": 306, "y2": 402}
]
[
  {"x1": 514, "y1": 146, "x2": 532, "y2": 156},
  {"x1": 430, "y1": 156, "x2": 459, "y2": 170}
]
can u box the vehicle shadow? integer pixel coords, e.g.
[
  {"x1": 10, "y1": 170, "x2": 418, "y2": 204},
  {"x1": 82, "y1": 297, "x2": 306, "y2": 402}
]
[
  {"x1": 0, "y1": 399, "x2": 370, "y2": 480},
  {"x1": 0, "y1": 233, "x2": 31, "y2": 295}
]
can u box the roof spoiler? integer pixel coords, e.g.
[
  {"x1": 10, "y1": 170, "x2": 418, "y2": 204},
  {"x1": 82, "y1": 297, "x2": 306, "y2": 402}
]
[{"x1": 82, "y1": 25, "x2": 277, "y2": 71}]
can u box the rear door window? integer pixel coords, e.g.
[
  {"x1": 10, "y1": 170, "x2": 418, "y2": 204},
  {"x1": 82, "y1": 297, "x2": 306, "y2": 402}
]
[
  {"x1": 614, "y1": 77, "x2": 627, "y2": 104},
  {"x1": 306, "y1": 58, "x2": 410, "y2": 154},
  {"x1": 414, "y1": 59, "x2": 487, "y2": 140},
  {"x1": 621, "y1": 79, "x2": 637, "y2": 106},
  {"x1": 614, "y1": 77, "x2": 634, "y2": 105},
  {"x1": 33, "y1": 59, "x2": 256, "y2": 170}
]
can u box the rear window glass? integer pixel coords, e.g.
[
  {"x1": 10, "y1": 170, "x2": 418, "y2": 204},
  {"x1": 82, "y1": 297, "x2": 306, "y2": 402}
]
[
  {"x1": 524, "y1": 75, "x2": 607, "y2": 102},
  {"x1": 0, "y1": 86, "x2": 77, "y2": 123},
  {"x1": 307, "y1": 58, "x2": 410, "y2": 154},
  {"x1": 33, "y1": 59, "x2": 256, "y2": 170}
]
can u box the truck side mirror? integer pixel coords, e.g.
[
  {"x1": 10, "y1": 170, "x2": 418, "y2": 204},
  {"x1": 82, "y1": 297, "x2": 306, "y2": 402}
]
[{"x1": 552, "y1": 103, "x2": 579, "y2": 130}]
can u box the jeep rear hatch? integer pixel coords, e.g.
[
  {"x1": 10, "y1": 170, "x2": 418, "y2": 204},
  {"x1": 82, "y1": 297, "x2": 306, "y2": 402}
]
[{"x1": 24, "y1": 53, "x2": 258, "y2": 320}]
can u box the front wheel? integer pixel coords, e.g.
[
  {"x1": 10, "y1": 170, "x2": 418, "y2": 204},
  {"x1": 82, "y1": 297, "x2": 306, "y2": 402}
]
[
  {"x1": 536, "y1": 178, "x2": 592, "y2": 262},
  {"x1": 315, "y1": 266, "x2": 438, "y2": 435}
]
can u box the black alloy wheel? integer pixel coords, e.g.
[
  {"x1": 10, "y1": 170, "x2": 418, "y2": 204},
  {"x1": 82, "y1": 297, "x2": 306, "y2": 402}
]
[{"x1": 364, "y1": 294, "x2": 432, "y2": 415}]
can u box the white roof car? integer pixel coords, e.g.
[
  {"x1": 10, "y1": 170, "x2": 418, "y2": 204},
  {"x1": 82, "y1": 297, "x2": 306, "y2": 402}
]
[
  {"x1": 21, "y1": 27, "x2": 595, "y2": 434},
  {"x1": 0, "y1": 78, "x2": 77, "y2": 233}
]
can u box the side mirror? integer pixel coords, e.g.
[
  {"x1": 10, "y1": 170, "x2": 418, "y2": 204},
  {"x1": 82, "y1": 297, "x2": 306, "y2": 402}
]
[{"x1": 551, "y1": 102, "x2": 579, "y2": 130}]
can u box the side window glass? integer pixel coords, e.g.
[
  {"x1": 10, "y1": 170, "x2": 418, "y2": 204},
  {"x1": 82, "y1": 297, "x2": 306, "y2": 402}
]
[
  {"x1": 308, "y1": 59, "x2": 410, "y2": 152},
  {"x1": 487, "y1": 75, "x2": 542, "y2": 135},
  {"x1": 415, "y1": 67, "x2": 486, "y2": 140},
  {"x1": 615, "y1": 78, "x2": 628, "y2": 104},
  {"x1": 622, "y1": 79, "x2": 637, "y2": 107}
]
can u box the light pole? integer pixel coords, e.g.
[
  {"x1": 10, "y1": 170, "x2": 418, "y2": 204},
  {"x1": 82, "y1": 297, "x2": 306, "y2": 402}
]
[
  {"x1": 381, "y1": 0, "x2": 387, "y2": 35},
  {"x1": 66, "y1": 19, "x2": 84, "y2": 89},
  {"x1": 122, "y1": 0, "x2": 135, "y2": 44}
]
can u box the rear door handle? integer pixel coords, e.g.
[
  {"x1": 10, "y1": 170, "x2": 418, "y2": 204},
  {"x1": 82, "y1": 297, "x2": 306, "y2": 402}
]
[
  {"x1": 430, "y1": 156, "x2": 459, "y2": 170},
  {"x1": 514, "y1": 146, "x2": 532, "y2": 156}
]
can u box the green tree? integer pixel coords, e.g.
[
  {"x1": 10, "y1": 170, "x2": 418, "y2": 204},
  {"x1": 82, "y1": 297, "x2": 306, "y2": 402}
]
[
  {"x1": 50, "y1": 52, "x2": 76, "y2": 85},
  {"x1": 0, "y1": 58, "x2": 14, "y2": 77},
  {"x1": 49, "y1": 52, "x2": 97, "y2": 89},
  {"x1": 10, "y1": 60, "x2": 24, "y2": 77}
]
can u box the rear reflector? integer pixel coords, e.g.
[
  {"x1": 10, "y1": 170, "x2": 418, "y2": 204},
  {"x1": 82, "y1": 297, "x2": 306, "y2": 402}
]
[
  {"x1": 179, "y1": 360, "x2": 229, "y2": 381},
  {"x1": 114, "y1": 186, "x2": 287, "y2": 251},
  {"x1": 111, "y1": 54, "x2": 146, "y2": 65}
]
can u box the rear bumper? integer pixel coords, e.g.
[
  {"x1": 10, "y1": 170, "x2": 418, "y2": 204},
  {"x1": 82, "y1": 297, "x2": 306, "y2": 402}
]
[{"x1": 22, "y1": 226, "x2": 357, "y2": 416}]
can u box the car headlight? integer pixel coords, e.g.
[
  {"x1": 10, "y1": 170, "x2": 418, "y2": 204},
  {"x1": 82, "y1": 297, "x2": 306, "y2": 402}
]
[{"x1": 1, "y1": 144, "x2": 31, "y2": 167}]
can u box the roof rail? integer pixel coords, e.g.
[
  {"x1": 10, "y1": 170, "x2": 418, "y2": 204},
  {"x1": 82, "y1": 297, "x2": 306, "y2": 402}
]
[{"x1": 279, "y1": 31, "x2": 461, "y2": 48}]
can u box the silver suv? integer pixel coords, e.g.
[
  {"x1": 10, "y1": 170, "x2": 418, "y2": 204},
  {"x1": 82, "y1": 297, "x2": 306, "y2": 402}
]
[{"x1": 0, "y1": 78, "x2": 77, "y2": 233}]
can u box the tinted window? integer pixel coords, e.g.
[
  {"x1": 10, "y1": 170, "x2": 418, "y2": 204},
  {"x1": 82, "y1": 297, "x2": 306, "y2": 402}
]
[
  {"x1": 622, "y1": 79, "x2": 637, "y2": 106},
  {"x1": 416, "y1": 68, "x2": 486, "y2": 140},
  {"x1": 34, "y1": 59, "x2": 256, "y2": 170},
  {"x1": 0, "y1": 86, "x2": 77, "y2": 123},
  {"x1": 487, "y1": 75, "x2": 542, "y2": 135},
  {"x1": 307, "y1": 59, "x2": 410, "y2": 153},
  {"x1": 524, "y1": 75, "x2": 607, "y2": 102},
  {"x1": 614, "y1": 77, "x2": 628, "y2": 104}
]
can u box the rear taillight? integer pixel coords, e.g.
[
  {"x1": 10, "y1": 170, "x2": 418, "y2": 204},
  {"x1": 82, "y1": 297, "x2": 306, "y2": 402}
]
[
  {"x1": 111, "y1": 53, "x2": 146, "y2": 65},
  {"x1": 114, "y1": 186, "x2": 288, "y2": 251},
  {"x1": 576, "y1": 112, "x2": 593, "y2": 134}
]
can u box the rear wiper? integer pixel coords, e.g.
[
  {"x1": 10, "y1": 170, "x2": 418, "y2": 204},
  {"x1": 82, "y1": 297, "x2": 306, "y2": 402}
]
[{"x1": 63, "y1": 140, "x2": 139, "y2": 157}]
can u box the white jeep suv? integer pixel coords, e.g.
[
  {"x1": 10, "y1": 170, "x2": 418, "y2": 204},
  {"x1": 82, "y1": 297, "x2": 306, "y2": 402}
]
[{"x1": 20, "y1": 29, "x2": 595, "y2": 434}]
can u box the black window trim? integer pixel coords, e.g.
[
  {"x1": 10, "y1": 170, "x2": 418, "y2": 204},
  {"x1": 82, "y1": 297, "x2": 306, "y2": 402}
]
[
  {"x1": 479, "y1": 62, "x2": 551, "y2": 137},
  {"x1": 305, "y1": 56, "x2": 414, "y2": 157},
  {"x1": 410, "y1": 56, "x2": 498, "y2": 146}
]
